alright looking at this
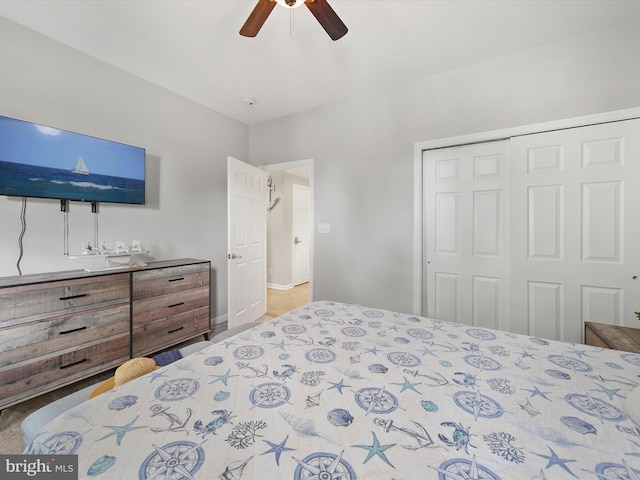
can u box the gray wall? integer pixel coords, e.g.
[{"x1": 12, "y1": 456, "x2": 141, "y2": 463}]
[
  {"x1": 249, "y1": 20, "x2": 640, "y2": 314},
  {"x1": 0, "y1": 18, "x2": 249, "y2": 322},
  {"x1": 2, "y1": 15, "x2": 640, "y2": 319}
]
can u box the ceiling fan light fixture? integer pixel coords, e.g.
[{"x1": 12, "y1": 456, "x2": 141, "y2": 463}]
[{"x1": 275, "y1": 0, "x2": 306, "y2": 8}]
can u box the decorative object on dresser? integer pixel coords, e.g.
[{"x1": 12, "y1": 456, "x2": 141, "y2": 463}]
[
  {"x1": 584, "y1": 321, "x2": 640, "y2": 354},
  {"x1": 0, "y1": 258, "x2": 211, "y2": 410}
]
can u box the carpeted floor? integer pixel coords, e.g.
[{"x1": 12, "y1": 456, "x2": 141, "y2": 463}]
[
  {"x1": 0, "y1": 283, "x2": 310, "y2": 455},
  {"x1": 0, "y1": 370, "x2": 114, "y2": 454}
]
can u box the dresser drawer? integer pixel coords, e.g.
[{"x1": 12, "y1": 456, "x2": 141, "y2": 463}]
[
  {"x1": 132, "y1": 286, "x2": 209, "y2": 326},
  {"x1": 132, "y1": 309, "x2": 210, "y2": 356},
  {"x1": 0, "y1": 303, "x2": 130, "y2": 368},
  {"x1": 0, "y1": 334, "x2": 129, "y2": 407},
  {"x1": 132, "y1": 263, "x2": 209, "y2": 301},
  {"x1": 0, "y1": 273, "x2": 130, "y2": 324}
]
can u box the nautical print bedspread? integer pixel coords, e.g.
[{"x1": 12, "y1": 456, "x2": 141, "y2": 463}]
[{"x1": 25, "y1": 302, "x2": 640, "y2": 479}]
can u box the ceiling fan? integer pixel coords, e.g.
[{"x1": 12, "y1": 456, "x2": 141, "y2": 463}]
[{"x1": 240, "y1": 0, "x2": 348, "y2": 41}]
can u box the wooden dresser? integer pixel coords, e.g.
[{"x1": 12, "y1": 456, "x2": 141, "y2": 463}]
[
  {"x1": 0, "y1": 258, "x2": 210, "y2": 410},
  {"x1": 584, "y1": 321, "x2": 640, "y2": 354}
]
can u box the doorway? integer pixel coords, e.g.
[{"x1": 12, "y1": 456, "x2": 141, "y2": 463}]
[{"x1": 262, "y1": 160, "x2": 313, "y2": 318}]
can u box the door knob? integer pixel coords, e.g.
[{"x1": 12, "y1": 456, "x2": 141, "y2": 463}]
[{"x1": 228, "y1": 253, "x2": 243, "y2": 259}]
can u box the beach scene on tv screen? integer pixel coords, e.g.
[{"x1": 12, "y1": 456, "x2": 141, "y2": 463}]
[{"x1": 0, "y1": 115, "x2": 145, "y2": 204}]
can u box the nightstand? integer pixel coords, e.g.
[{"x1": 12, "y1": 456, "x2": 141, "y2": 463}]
[{"x1": 584, "y1": 322, "x2": 640, "y2": 354}]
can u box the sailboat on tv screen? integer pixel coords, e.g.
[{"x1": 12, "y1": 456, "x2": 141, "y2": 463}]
[{"x1": 71, "y1": 156, "x2": 89, "y2": 175}]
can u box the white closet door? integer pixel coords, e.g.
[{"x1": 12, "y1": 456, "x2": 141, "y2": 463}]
[
  {"x1": 423, "y1": 141, "x2": 510, "y2": 330},
  {"x1": 510, "y1": 119, "x2": 640, "y2": 342}
]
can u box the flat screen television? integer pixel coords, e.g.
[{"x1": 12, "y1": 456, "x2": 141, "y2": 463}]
[{"x1": 0, "y1": 115, "x2": 145, "y2": 204}]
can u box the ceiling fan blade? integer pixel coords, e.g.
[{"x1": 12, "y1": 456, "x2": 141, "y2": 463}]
[
  {"x1": 240, "y1": 0, "x2": 277, "y2": 37},
  {"x1": 305, "y1": 0, "x2": 348, "y2": 41}
]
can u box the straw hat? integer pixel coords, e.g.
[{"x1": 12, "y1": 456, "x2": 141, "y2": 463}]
[{"x1": 88, "y1": 357, "x2": 160, "y2": 399}]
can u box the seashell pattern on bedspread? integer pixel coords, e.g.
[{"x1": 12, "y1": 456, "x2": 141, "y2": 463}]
[{"x1": 25, "y1": 301, "x2": 640, "y2": 479}]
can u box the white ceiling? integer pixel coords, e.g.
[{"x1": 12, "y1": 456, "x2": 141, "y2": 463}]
[{"x1": 1, "y1": 0, "x2": 640, "y2": 126}]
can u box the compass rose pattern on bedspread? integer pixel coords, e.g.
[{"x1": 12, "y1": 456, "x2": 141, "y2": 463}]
[{"x1": 26, "y1": 302, "x2": 640, "y2": 479}]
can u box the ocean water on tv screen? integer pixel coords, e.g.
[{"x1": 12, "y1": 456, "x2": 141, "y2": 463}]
[{"x1": 0, "y1": 160, "x2": 145, "y2": 204}]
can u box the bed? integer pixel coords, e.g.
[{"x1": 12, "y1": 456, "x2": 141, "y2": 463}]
[{"x1": 25, "y1": 301, "x2": 640, "y2": 479}]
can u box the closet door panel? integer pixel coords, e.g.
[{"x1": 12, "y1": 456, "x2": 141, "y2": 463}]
[
  {"x1": 510, "y1": 119, "x2": 640, "y2": 342},
  {"x1": 424, "y1": 141, "x2": 510, "y2": 329}
]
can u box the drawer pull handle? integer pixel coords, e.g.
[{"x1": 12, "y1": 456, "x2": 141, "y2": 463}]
[
  {"x1": 168, "y1": 277, "x2": 185, "y2": 283},
  {"x1": 59, "y1": 293, "x2": 88, "y2": 301},
  {"x1": 60, "y1": 358, "x2": 87, "y2": 369},
  {"x1": 168, "y1": 302, "x2": 185, "y2": 308},
  {"x1": 59, "y1": 326, "x2": 87, "y2": 335},
  {"x1": 168, "y1": 326, "x2": 185, "y2": 334}
]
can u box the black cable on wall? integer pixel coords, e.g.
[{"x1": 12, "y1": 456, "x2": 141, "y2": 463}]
[{"x1": 17, "y1": 197, "x2": 26, "y2": 275}]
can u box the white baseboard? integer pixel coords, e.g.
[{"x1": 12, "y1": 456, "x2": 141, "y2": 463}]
[{"x1": 267, "y1": 283, "x2": 294, "y2": 290}]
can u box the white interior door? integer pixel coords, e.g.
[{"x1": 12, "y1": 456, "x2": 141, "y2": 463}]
[
  {"x1": 510, "y1": 119, "x2": 640, "y2": 342},
  {"x1": 227, "y1": 156, "x2": 266, "y2": 328},
  {"x1": 423, "y1": 141, "x2": 510, "y2": 330},
  {"x1": 292, "y1": 184, "x2": 310, "y2": 286}
]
